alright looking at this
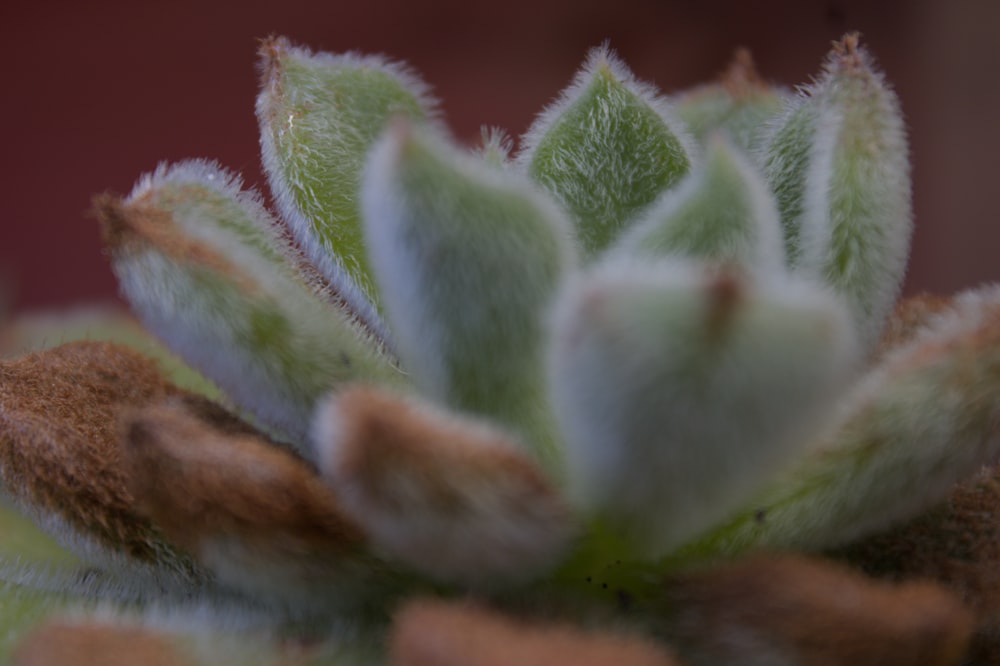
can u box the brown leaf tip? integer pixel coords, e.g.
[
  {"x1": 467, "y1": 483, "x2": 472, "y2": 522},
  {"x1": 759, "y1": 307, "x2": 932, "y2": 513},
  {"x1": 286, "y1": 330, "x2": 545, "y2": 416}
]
[
  {"x1": 875, "y1": 293, "x2": 953, "y2": 358},
  {"x1": 122, "y1": 400, "x2": 363, "y2": 559},
  {"x1": 704, "y1": 265, "x2": 745, "y2": 341},
  {"x1": 719, "y1": 47, "x2": 768, "y2": 98},
  {"x1": 832, "y1": 31, "x2": 865, "y2": 72},
  {"x1": 93, "y1": 192, "x2": 136, "y2": 252},
  {"x1": 12, "y1": 620, "x2": 189, "y2": 666},
  {"x1": 317, "y1": 386, "x2": 573, "y2": 584},
  {"x1": 256, "y1": 34, "x2": 290, "y2": 91},
  {"x1": 322, "y1": 386, "x2": 554, "y2": 506},
  {"x1": 390, "y1": 599, "x2": 681, "y2": 666},
  {"x1": 0, "y1": 341, "x2": 183, "y2": 562}
]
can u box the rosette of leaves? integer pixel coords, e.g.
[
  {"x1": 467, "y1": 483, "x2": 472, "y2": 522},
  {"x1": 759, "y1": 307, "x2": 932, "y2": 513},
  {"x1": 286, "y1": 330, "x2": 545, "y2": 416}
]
[{"x1": 1, "y1": 33, "x2": 997, "y2": 665}]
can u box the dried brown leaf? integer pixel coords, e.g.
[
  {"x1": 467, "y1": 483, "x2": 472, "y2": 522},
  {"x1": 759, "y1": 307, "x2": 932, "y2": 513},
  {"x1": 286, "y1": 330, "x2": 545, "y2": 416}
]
[
  {"x1": 0, "y1": 341, "x2": 189, "y2": 565},
  {"x1": 123, "y1": 400, "x2": 369, "y2": 604},
  {"x1": 390, "y1": 599, "x2": 681, "y2": 666},
  {"x1": 662, "y1": 554, "x2": 972, "y2": 666},
  {"x1": 836, "y1": 464, "x2": 1000, "y2": 664},
  {"x1": 11, "y1": 620, "x2": 190, "y2": 666}
]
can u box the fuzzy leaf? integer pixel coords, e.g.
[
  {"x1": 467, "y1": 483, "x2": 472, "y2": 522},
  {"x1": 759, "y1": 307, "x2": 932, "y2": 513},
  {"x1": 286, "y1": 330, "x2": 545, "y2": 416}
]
[
  {"x1": 0, "y1": 306, "x2": 221, "y2": 399},
  {"x1": 549, "y1": 260, "x2": 857, "y2": 557},
  {"x1": 671, "y1": 48, "x2": 786, "y2": 152},
  {"x1": 0, "y1": 342, "x2": 205, "y2": 594},
  {"x1": 362, "y1": 122, "x2": 575, "y2": 468},
  {"x1": 874, "y1": 292, "x2": 953, "y2": 359},
  {"x1": 122, "y1": 399, "x2": 383, "y2": 613},
  {"x1": 762, "y1": 34, "x2": 911, "y2": 349},
  {"x1": 257, "y1": 36, "x2": 436, "y2": 318},
  {"x1": 315, "y1": 387, "x2": 574, "y2": 586},
  {"x1": 97, "y1": 161, "x2": 403, "y2": 448},
  {"x1": 662, "y1": 555, "x2": 972, "y2": 666},
  {"x1": 613, "y1": 134, "x2": 784, "y2": 269},
  {"x1": 836, "y1": 464, "x2": 1000, "y2": 661},
  {"x1": 676, "y1": 285, "x2": 1000, "y2": 560},
  {"x1": 390, "y1": 599, "x2": 682, "y2": 666},
  {"x1": 518, "y1": 46, "x2": 692, "y2": 256}
]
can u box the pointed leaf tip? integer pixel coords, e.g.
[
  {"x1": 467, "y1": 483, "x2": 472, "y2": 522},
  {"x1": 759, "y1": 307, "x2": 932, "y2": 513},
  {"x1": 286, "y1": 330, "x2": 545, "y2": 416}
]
[
  {"x1": 101, "y1": 161, "x2": 402, "y2": 449},
  {"x1": 315, "y1": 387, "x2": 574, "y2": 585},
  {"x1": 671, "y1": 48, "x2": 786, "y2": 152},
  {"x1": 519, "y1": 46, "x2": 693, "y2": 255},
  {"x1": 256, "y1": 36, "x2": 437, "y2": 314},
  {"x1": 763, "y1": 32, "x2": 911, "y2": 350},
  {"x1": 614, "y1": 134, "x2": 784, "y2": 268}
]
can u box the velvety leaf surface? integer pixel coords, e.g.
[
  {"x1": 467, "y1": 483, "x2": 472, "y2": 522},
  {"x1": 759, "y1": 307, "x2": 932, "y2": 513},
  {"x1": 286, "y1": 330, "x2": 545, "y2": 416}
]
[
  {"x1": 762, "y1": 34, "x2": 911, "y2": 349},
  {"x1": 315, "y1": 387, "x2": 574, "y2": 586},
  {"x1": 122, "y1": 399, "x2": 381, "y2": 612},
  {"x1": 98, "y1": 160, "x2": 403, "y2": 449},
  {"x1": 0, "y1": 341, "x2": 199, "y2": 578},
  {"x1": 549, "y1": 260, "x2": 857, "y2": 557},
  {"x1": 257, "y1": 36, "x2": 436, "y2": 319},
  {"x1": 519, "y1": 46, "x2": 692, "y2": 256},
  {"x1": 614, "y1": 135, "x2": 784, "y2": 269},
  {"x1": 362, "y1": 122, "x2": 574, "y2": 468},
  {"x1": 677, "y1": 285, "x2": 1000, "y2": 560}
]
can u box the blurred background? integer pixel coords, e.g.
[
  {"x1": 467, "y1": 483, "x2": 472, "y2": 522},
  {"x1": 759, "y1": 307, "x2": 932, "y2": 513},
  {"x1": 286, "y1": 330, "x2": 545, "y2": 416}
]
[{"x1": 2, "y1": 0, "x2": 997, "y2": 313}]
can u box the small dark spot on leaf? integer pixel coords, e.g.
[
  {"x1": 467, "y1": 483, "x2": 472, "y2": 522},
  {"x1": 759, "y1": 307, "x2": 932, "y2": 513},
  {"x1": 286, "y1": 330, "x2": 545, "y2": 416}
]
[
  {"x1": 339, "y1": 352, "x2": 351, "y2": 368},
  {"x1": 617, "y1": 589, "x2": 633, "y2": 611},
  {"x1": 585, "y1": 576, "x2": 592, "y2": 583},
  {"x1": 755, "y1": 508, "x2": 767, "y2": 524},
  {"x1": 601, "y1": 582, "x2": 608, "y2": 590}
]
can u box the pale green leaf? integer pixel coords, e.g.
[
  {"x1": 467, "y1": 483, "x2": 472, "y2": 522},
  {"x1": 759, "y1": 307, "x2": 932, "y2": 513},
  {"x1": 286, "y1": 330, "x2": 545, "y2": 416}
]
[
  {"x1": 98, "y1": 160, "x2": 404, "y2": 450},
  {"x1": 762, "y1": 34, "x2": 911, "y2": 350},
  {"x1": 673, "y1": 285, "x2": 1000, "y2": 561},
  {"x1": 613, "y1": 134, "x2": 784, "y2": 269},
  {"x1": 549, "y1": 259, "x2": 858, "y2": 558},
  {"x1": 362, "y1": 122, "x2": 576, "y2": 469}
]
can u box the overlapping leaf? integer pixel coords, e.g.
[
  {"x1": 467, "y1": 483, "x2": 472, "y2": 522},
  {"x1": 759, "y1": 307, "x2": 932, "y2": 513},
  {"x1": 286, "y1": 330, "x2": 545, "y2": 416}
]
[{"x1": 97, "y1": 161, "x2": 403, "y2": 449}]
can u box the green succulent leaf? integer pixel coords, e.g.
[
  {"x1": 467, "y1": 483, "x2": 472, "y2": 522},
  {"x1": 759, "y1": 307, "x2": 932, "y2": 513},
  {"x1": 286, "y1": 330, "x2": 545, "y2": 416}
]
[
  {"x1": 362, "y1": 121, "x2": 576, "y2": 468},
  {"x1": 518, "y1": 46, "x2": 693, "y2": 257},
  {"x1": 613, "y1": 134, "x2": 784, "y2": 269},
  {"x1": 549, "y1": 260, "x2": 858, "y2": 558},
  {"x1": 762, "y1": 34, "x2": 911, "y2": 349},
  {"x1": 674, "y1": 285, "x2": 1000, "y2": 561},
  {"x1": 97, "y1": 161, "x2": 403, "y2": 449},
  {"x1": 759, "y1": 98, "x2": 818, "y2": 266},
  {"x1": 257, "y1": 36, "x2": 437, "y2": 322},
  {"x1": 671, "y1": 48, "x2": 786, "y2": 152}
]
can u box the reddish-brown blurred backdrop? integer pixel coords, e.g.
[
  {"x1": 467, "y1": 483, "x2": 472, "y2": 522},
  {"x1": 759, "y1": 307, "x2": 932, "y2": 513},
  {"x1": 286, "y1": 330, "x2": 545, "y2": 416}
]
[{"x1": 2, "y1": 1, "x2": 997, "y2": 313}]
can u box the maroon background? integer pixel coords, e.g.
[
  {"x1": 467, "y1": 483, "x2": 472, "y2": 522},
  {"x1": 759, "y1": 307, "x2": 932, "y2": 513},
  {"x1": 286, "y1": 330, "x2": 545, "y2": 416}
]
[{"x1": 2, "y1": 1, "x2": 998, "y2": 313}]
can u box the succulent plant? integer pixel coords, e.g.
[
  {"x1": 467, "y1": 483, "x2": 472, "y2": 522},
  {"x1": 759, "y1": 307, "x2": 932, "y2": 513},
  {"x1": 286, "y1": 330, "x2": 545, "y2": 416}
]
[{"x1": 1, "y1": 32, "x2": 997, "y2": 665}]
